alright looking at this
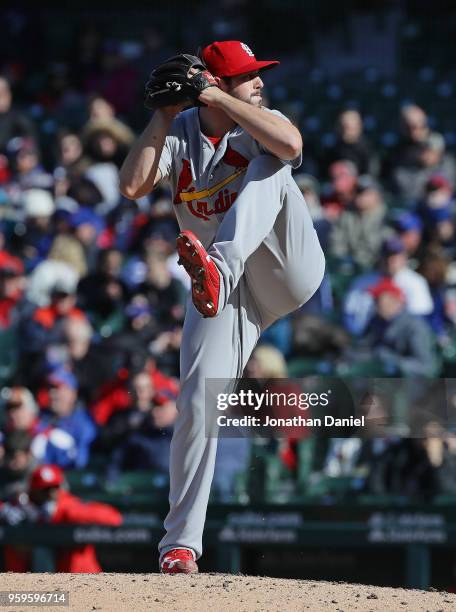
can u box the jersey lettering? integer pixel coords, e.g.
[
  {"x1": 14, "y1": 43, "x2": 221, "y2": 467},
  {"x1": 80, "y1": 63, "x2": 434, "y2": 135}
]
[
  {"x1": 187, "y1": 189, "x2": 238, "y2": 221},
  {"x1": 188, "y1": 200, "x2": 210, "y2": 220}
]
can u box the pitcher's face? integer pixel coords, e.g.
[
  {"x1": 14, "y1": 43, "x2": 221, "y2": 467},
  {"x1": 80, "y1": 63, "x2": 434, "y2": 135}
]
[{"x1": 222, "y1": 71, "x2": 264, "y2": 107}]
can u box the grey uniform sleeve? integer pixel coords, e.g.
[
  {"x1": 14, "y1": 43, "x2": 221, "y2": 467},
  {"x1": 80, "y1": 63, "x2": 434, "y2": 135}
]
[
  {"x1": 158, "y1": 117, "x2": 181, "y2": 180},
  {"x1": 258, "y1": 107, "x2": 302, "y2": 170}
]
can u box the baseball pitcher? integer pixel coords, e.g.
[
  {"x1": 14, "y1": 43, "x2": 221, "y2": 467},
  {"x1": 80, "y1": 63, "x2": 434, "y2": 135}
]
[{"x1": 119, "y1": 40, "x2": 325, "y2": 573}]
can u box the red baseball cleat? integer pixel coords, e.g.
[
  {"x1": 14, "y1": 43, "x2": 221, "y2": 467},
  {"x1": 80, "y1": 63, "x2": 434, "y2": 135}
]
[
  {"x1": 176, "y1": 230, "x2": 221, "y2": 317},
  {"x1": 160, "y1": 548, "x2": 199, "y2": 574}
]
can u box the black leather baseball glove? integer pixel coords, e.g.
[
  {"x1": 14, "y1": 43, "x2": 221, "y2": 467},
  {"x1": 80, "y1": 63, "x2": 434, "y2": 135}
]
[{"x1": 144, "y1": 54, "x2": 218, "y2": 109}]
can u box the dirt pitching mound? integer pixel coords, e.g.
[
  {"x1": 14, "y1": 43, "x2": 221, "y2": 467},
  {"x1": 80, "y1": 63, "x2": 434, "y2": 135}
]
[{"x1": 1, "y1": 573, "x2": 455, "y2": 611}]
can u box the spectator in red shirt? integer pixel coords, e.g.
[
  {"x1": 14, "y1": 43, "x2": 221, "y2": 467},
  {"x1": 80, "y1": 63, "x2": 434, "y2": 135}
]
[
  {"x1": 90, "y1": 356, "x2": 179, "y2": 426},
  {"x1": 2, "y1": 464, "x2": 123, "y2": 573},
  {"x1": 20, "y1": 281, "x2": 88, "y2": 359}
]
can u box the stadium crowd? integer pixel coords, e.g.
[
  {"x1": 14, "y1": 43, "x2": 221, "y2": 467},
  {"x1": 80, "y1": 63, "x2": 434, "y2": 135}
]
[{"x1": 1, "y1": 17, "x2": 456, "y2": 511}]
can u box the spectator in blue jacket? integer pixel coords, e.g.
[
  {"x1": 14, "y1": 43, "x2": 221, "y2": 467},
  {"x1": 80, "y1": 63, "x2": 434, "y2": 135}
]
[
  {"x1": 102, "y1": 370, "x2": 177, "y2": 479},
  {"x1": 38, "y1": 367, "x2": 97, "y2": 468},
  {"x1": 363, "y1": 278, "x2": 437, "y2": 377}
]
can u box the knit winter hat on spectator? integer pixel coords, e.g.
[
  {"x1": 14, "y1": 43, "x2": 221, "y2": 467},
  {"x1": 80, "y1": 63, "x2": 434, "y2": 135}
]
[
  {"x1": 126, "y1": 297, "x2": 152, "y2": 320},
  {"x1": 23, "y1": 189, "x2": 55, "y2": 217},
  {"x1": 69, "y1": 207, "x2": 104, "y2": 235},
  {"x1": 394, "y1": 212, "x2": 423, "y2": 233},
  {"x1": 48, "y1": 367, "x2": 78, "y2": 390},
  {"x1": 381, "y1": 236, "x2": 405, "y2": 257},
  {"x1": 368, "y1": 278, "x2": 405, "y2": 302}
]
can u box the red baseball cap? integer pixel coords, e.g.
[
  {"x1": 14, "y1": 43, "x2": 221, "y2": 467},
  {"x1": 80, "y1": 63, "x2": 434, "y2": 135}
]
[
  {"x1": 368, "y1": 278, "x2": 405, "y2": 302},
  {"x1": 202, "y1": 41, "x2": 279, "y2": 78},
  {"x1": 426, "y1": 174, "x2": 452, "y2": 192},
  {"x1": 30, "y1": 464, "x2": 64, "y2": 490}
]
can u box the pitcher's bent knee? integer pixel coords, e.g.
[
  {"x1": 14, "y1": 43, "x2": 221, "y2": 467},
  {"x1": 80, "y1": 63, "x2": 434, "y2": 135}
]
[
  {"x1": 293, "y1": 250, "x2": 326, "y2": 307},
  {"x1": 279, "y1": 250, "x2": 326, "y2": 313}
]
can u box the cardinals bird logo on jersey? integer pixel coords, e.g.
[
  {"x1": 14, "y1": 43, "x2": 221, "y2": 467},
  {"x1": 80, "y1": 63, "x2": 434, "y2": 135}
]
[{"x1": 173, "y1": 146, "x2": 249, "y2": 221}]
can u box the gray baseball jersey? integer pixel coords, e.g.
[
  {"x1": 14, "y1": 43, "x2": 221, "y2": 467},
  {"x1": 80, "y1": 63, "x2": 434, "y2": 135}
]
[
  {"x1": 158, "y1": 106, "x2": 301, "y2": 247},
  {"x1": 158, "y1": 106, "x2": 325, "y2": 562}
]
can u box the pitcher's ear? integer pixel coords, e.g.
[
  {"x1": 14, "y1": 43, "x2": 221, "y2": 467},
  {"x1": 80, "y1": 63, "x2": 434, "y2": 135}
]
[
  {"x1": 218, "y1": 76, "x2": 231, "y2": 92},
  {"x1": 218, "y1": 76, "x2": 232, "y2": 91}
]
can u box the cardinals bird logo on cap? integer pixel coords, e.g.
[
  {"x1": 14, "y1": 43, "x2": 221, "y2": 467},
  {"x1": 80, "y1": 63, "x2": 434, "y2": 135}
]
[
  {"x1": 41, "y1": 467, "x2": 55, "y2": 482},
  {"x1": 240, "y1": 43, "x2": 254, "y2": 56}
]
